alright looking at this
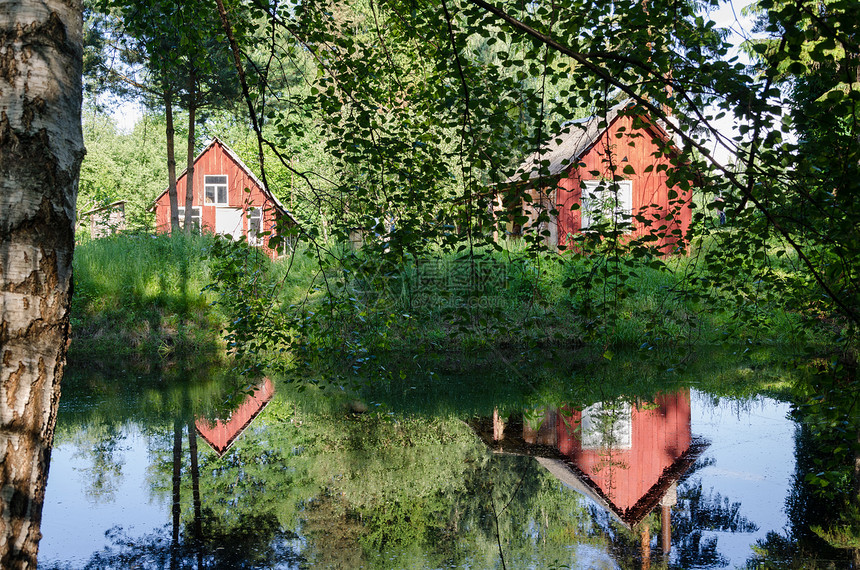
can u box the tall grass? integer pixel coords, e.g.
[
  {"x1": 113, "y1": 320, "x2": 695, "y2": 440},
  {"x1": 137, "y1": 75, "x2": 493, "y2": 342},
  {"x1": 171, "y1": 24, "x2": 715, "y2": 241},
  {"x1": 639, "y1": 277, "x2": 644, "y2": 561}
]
[
  {"x1": 71, "y1": 232, "x2": 224, "y2": 356},
  {"x1": 318, "y1": 240, "x2": 815, "y2": 352},
  {"x1": 267, "y1": 243, "x2": 327, "y2": 307}
]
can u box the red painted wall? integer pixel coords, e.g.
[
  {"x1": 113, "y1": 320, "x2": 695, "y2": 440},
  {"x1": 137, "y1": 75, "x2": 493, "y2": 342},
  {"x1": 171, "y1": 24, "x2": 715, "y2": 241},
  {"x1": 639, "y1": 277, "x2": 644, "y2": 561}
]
[
  {"x1": 154, "y1": 140, "x2": 282, "y2": 257},
  {"x1": 556, "y1": 391, "x2": 692, "y2": 514},
  {"x1": 551, "y1": 115, "x2": 692, "y2": 252}
]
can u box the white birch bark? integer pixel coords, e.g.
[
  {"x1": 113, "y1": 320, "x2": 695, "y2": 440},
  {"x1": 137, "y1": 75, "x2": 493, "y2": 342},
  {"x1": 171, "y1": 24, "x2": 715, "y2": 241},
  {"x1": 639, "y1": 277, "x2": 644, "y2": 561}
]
[{"x1": 0, "y1": 1, "x2": 83, "y2": 568}]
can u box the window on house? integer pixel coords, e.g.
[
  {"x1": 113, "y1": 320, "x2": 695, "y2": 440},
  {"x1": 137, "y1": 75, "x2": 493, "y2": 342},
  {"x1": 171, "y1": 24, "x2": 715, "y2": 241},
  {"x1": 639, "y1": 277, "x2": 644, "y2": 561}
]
[
  {"x1": 248, "y1": 207, "x2": 263, "y2": 246},
  {"x1": 204, "y1": 175, "x2": 228, "y2": 205},
  {"x1": 177, "y1": 206, "x2": 201, "y2": 229},
  {"x1": 580, "y1": 401, "x2": 633, "y2": 449},
  {"x1": 580, "y1": 180, "x2": 633, "y2": 230}
]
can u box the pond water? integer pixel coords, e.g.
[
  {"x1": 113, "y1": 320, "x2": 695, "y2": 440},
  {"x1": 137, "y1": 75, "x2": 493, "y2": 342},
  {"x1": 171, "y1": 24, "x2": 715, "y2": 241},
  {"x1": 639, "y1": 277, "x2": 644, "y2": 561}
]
[{"x1": 33, "y1": 354, "x2": 854, "y2": 569}]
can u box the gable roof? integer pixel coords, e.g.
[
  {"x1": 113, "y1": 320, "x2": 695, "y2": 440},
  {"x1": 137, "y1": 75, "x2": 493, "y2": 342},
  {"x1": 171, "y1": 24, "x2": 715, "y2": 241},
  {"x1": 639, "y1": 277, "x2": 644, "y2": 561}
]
[
  {"x1": 195, "y1": 378, "x2": 275, "y2": 458},
  {"x1": 82, "y1": 200, "x2": 126, "y2": 217},
  {"x1": 507, "y1": 100, "x2": 677, "y2": 184},
  {"x1": 148, "y1": 137, "x2": 295, "y2": 223}
]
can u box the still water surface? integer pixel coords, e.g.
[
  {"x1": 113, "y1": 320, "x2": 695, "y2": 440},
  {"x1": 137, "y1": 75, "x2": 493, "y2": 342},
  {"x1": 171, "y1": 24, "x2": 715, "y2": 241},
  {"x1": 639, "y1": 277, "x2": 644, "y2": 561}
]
[{"x1": 35, "y1": 357, "x2": 849, "y2": 569}]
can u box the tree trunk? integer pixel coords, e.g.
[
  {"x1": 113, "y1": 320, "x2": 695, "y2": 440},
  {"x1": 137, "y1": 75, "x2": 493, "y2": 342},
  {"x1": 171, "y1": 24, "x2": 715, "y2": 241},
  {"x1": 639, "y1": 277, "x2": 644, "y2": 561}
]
[
  {"x1": 170, "y1": 419, "x2": 182, "y2": 570},
  {"x1": 183, "y1": 68, "x2": 197, "y2": 233},
  {"x1": 0, "y1": 2, "x2": 84, "y2": 568},
  {"x1": 187, "y1": 421, "x2": 202, "y2": 543},
  {"x1": 164, "y1": 83, "x2": 180, "y2": 232}
]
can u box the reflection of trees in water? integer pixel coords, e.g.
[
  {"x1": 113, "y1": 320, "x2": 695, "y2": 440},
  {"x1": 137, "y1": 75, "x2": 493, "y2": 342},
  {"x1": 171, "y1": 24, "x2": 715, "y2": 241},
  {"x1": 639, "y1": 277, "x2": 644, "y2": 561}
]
[
  {"x1": 675, "y1": 483, "x2": 758, "y2": 534},
  {"x1": 290, "y1": 407, "x2": 609, "y2": 568},
  {"x1": 744, "y1": 421, "x2": 851, "y2": 567},
  {"x1": 68, "y1": 421, "x2": 128, "y2": 502},
  {"x1": 444, "y1": 453, "x2": 604, "y2": 568},
  {"x1": 37, "y1": 519, "x2": 303, "y2": 570},
  {"x1": 776, "y1": 363, "x2": 860, "y2": 567},
  {"x1": 43, "y1": 410, "x2": 306, "y2": 569},
  {"x1": 305, "y1": 413, "x2": 600, "y2": 566},
  {"x1": 672, "y1": 473, "x2": 758, "y2": 568},
  {"x1": 47, "y1": 377, "x2": 814, "y2": 569},
  {"x1": 787, "y1": 423, "x2": 843, "y2": 546},
  {"x1": 676, "y1": 531, "x2": 727, "y2": 568},
  {"x1": 678, "y1": 456, "x2": 716, "y2": 482},
  {"x1": 597, "y1": 511, "x2": 659, "y2": 569},
  {"x1": 48, "y1": 386, "x2": 623, "y2": 565}
]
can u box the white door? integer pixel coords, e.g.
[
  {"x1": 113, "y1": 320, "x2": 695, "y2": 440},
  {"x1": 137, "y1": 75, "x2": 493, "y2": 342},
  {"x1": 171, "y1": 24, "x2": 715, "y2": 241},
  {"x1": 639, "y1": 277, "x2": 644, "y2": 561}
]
[{"x1": 215, "y1": 207, "x2": 244, "y2": 240}]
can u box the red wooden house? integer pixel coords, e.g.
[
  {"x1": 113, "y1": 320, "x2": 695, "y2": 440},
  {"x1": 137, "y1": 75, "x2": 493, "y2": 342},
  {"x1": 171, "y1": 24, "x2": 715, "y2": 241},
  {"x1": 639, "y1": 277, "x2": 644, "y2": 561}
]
[
  {"x1": 150, "y1": 138, "x2": 294, "y2": 256},
  {"x1": 503, "y1": 101, "x2": 693, "y2": 252}
]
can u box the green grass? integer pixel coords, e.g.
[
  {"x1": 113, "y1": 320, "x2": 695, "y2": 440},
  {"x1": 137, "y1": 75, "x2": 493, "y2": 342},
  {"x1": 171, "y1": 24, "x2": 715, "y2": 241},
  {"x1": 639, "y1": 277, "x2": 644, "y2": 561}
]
[{"x1": 71, "y1": 232, "x2": 226, "y2": 357}]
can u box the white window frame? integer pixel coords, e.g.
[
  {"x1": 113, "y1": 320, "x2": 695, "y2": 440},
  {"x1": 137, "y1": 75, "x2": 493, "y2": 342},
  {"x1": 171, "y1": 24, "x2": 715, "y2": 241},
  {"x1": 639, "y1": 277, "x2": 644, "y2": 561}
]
[
  {"x1": 177, "y1": 206, "x2": 201, "y2": 229},
  {"x1": 248, "y1": 207, "x2": 263, "y2": 246},
  {"x1": 580, "y1": 180, "x2": 633, "y2": 230},
  {"x1": 204, "y1": 175, "x2": 229, "y2": 205}
]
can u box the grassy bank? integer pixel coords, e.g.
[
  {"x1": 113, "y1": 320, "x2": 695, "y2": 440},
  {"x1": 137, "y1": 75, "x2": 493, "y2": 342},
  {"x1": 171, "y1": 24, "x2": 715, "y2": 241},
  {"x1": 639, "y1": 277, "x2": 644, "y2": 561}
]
[
  {"x1": 71, "y1": 233, "x2": 226, "y2": 358},
  {"x1": 71, "y1": 233, "x2": 823, "y2": 361},
  {"x1": 295, "y1": 241, "x2": 819, "y2": 358}
]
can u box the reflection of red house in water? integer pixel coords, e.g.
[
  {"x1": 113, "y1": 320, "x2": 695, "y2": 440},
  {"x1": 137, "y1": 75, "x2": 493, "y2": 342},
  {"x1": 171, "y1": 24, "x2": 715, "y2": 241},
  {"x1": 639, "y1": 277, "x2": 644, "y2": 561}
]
[
  {"x1": 472, "y1": 390, "x2": 707, "y2": 532},
  {"x1": 195, "y1": 378, "x2": 275, "y2": 457},
  {"x1": 553, "y1": 392, "x2": 704, "y2": 527}
]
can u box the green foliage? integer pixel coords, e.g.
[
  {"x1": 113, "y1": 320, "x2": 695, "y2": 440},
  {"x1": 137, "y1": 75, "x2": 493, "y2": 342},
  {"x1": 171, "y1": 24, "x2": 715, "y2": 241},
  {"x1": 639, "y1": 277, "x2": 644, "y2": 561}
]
[
  {"x1": 739, "y1": 0, "x2": 860, "y2": 337},
  {"x1": 184, "y1": 0, "x2": 853, "y2": 388},
  {"x1": 78, "y1": 108, "x2": 167, "y2": 232},
  {"x1": 70, "y1": 7, "x2": 860, "y2": 564},
  {"x1": 201, "y1": 233, "x2": 818, "y2": 387},
  {"x1": 812, "y1": 504, "x2": 860, "y2": 550},
  {"x1": 75, "y1": 0, "x2": 860, "y2": 379}
]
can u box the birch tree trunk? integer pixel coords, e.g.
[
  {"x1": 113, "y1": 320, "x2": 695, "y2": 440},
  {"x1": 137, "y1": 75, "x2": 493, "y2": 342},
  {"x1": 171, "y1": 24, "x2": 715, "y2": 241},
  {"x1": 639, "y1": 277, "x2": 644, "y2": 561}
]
[{"x1": 0, "y1": 1, "x2": 83, "y2": 568}]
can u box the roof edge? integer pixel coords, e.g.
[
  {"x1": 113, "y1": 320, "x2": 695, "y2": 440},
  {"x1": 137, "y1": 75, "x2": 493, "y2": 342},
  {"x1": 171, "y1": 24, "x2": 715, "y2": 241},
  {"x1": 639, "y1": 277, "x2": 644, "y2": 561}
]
[{"x1": 148, "y1": 138, "x2": 298, "y2": 225}]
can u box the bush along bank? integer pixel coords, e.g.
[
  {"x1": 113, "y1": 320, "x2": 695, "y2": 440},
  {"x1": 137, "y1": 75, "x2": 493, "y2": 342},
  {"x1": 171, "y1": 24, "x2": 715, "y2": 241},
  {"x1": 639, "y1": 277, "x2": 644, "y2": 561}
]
[{"x1": 203, "y1": 236, "x2": 828, "y2": 381}]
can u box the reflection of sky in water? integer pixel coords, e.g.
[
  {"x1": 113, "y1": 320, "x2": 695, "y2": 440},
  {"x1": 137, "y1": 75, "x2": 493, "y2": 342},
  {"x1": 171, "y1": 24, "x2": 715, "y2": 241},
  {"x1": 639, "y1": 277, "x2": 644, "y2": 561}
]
[
  {"x1": 688, "y1": 390, "x2": 795, "y2": 568},
  {"x1": 574, "y1": 543, "x2": 621, "y2": 569},
  {"x1": 39, "y1": 425, "x2": 165, "y2": 568}
]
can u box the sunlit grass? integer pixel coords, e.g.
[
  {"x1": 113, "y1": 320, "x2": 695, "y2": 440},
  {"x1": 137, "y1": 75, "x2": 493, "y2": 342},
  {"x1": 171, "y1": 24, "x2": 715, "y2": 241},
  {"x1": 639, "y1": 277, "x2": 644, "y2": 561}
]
[
  {"x1": 71, "y1": 232, "x2": 224, "y2": 356},
  {"x1": 74, "y1": 232, "x2": 215, "y2": 310}
]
